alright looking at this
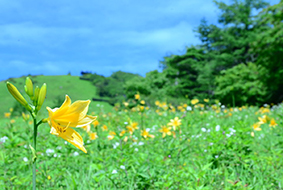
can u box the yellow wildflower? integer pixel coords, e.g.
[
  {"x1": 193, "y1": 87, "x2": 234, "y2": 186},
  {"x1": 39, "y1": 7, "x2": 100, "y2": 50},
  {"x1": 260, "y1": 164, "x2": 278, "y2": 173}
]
[
  {"x1": 155, "y1": 100, "x2": 160, "y2": 106},
  {"x1": 46, "y1": 95, "x2": 97, "y2": 153},
  {"x1": 198, "y1": 104, "x2": 205, "y2": 108},
  {"x1": 141, "y1": 129, "x2": 155, "y2": 139},
  {"x1": 89, "y1": 132, "x2": 98, "y2": 140},
  {"x1": 123, "y1": 102, "x2": 129, "y2": 107},
  {"x1": 119, "y1": 130, "x2": 126, "y2": 136},
  {"x1": 191, "y1": 99, "x2": 199, "y2": 105},
  {"x1": 126, "y1": 122, "x2": 138, "y2": 134},
  {"x1": 269, "y1": 118, "x2": 277, "y2": 128},
  {"x1": 140, "y1": 100, "x2": 145, "y2": 105},
  {"x1": 108, "y1": 131, "x2": 116, "y2": 140},
  {"x1": 93, "y1": 120, "x2": 99, "y2": 127},
  {"x1": 204, "y1": 99, "x2": 209, "y2": 103},
  {"x1": 101, "y1": 125, "x2": 108, "y2": 131},
  {"x1": 258, "y1": 115, "x2": 270, "y2": 124},
  {"x1": 82, "y1": 124, "x2": 91, "y2": 133},
  {"x1": 123, "y1": 136, "x2": 128, "y2": 142},
  {"x1": 131, "y1": 122, "x2": 139, "y2": 129},
  {"x1": 177, "y1": 105, "x2": 183, "y2": 110},
  {"x1": 135, "y1": 94, "x2": 140, "y2": 100},
  {"x1": 159, "y1": 126, "x2": 172, "y2": 138},
  {"x1": 10, "y1": 119, "x2": 15, "y2": 124},
  {"x1": 253, "y1": 123, "x2": 262, "y2": 131},
  {"x1": 168, "y1": 117, "x2": 182, "y2": 131},
  {"x1": 4, "y1": 112, "x2": 11, "y2": 118},
  {"x1": 260, "y1": 108, "x2": 270, "y2": 114},
  {"x1": 139, "y1": 105, "x2": 145, "y2": 111},
  {"x1": 109, "y1": 131, "x2": 116, "y2": 136}
]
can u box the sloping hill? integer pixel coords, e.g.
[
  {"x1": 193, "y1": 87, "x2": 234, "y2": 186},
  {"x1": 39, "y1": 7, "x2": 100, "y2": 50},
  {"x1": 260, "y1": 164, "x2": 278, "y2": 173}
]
[{"x1": 0, "y1": 75, "x2": 112, "y2": 118}]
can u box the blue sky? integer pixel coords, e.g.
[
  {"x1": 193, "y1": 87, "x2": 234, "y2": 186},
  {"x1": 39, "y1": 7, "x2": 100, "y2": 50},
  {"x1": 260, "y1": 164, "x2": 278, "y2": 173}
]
[{"x1": 0, "y1": 0, "x2": 279, "y2": 81}]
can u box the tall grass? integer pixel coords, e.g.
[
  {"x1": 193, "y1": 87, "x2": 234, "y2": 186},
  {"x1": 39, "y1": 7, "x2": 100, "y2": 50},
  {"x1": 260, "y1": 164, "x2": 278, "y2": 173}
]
[{"x1": 1, "y1": 99, "x2": 283, "y2": 189}]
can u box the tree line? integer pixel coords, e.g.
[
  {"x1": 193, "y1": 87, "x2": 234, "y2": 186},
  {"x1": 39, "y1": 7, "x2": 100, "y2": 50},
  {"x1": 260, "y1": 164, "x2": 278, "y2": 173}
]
[{"x1": 82, "y1": 0, "x2": 283, "y2": 107}]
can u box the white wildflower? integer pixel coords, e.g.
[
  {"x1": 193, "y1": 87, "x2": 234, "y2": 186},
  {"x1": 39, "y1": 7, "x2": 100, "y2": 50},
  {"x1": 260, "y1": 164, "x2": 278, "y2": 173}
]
[
  {"x1": 215, "y1": 125, "x2": 220, "y2": 131},
  {"x1": 23, "y1": 157, "x2": 28, "y2": 162},
  {"x1": 0, "y1": 136, "x2": 8, "y2": 143},
  {"x1": 73, "y1": 151, "x2": 79, "y2": 156}
]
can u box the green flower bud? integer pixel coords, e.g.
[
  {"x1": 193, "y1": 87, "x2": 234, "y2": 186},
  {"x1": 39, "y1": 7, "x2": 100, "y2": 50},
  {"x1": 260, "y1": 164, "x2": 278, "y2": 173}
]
[
  {"x1": 7, "y1": 82, "x2": 32, "y2": 112},
  {"x1": 36, "y1": 83, "x2": 47, "y2": 111},
  {"x1": 25, "y1": 77, "x2": 34, "y2": 97},
  {"x1": 33, "y1": 86, "x2": 40, "y2": 106}
]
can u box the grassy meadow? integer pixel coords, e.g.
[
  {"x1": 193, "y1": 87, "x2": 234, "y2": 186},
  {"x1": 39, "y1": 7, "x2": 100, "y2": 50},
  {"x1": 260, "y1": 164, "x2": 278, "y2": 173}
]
[{"x1": 1, "y1": 75, "x2": 283, "y2": 189}]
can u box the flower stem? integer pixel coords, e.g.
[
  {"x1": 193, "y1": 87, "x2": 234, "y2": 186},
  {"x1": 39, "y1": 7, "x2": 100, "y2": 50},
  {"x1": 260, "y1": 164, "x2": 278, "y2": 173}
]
[{"x1": 32, "y1": 117, "x2": 38, "y2": 190}]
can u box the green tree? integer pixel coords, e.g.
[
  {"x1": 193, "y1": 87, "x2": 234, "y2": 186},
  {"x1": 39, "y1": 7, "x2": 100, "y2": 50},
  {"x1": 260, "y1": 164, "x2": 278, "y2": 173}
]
[
  {"x1": 159, "y1": 0, "x2": 270, "y2": 104},
  {"x1": 215, "y1": 62, "x2": 268, "y2": 106},
  {"x1": 250, "y1": 0, "x2": 283, "y2": 103}
]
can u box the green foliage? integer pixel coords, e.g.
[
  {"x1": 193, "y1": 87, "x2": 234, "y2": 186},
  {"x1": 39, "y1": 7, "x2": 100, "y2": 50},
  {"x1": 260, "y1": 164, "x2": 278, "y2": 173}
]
[
  {"x1": 124, "y1": 76, "x2": 151, "y2": 98},
  {"x1": 1, "y1": 98, "x2": 283, "y2": 189},
  {"x1": 82, "y1": 71, "x2": 141, "y2": 100},
  {"x1": 215, "y1": 62, "x2": 268, "y2": 106},
  {"x1": 250, "y1": 1, "x2": 283, "y2": 103}
]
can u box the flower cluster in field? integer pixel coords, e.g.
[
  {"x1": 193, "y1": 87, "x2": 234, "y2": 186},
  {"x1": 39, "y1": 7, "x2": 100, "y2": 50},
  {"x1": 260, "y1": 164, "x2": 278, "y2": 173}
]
[{"x1": 1, "y1": 89, "x2": 283, "y2": 189}]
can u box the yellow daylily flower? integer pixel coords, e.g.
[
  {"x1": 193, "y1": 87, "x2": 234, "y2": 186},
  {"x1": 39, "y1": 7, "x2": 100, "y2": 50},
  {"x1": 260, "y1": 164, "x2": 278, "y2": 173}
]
[{"x1": 46, "y1": 95, "x2": 97, "y2": 153}]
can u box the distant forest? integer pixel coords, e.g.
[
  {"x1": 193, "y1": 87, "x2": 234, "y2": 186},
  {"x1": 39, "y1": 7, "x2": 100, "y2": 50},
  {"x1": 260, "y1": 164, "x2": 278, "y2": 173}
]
[{"x1": 81, "y1": 0, "x2": 283, "y2": 107}]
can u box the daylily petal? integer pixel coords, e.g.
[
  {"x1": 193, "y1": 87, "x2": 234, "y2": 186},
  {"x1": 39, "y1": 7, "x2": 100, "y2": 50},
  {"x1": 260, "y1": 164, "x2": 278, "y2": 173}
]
[
  {"x1": 52, "y1": 95, "x2": 72, "y2": 117},
  {"x1": 76, "y1": 115, "x2": 97, "y2": 128},
  {"x1": 53, "y1": 101, "x2": 90, "y2": 124},
  {"x1": 57, "y1": 127, "x2": 87, "y2": 153}
]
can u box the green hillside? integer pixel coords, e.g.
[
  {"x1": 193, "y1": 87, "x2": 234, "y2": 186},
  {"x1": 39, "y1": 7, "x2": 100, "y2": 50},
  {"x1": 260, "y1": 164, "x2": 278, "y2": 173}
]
[{"x1": 0, "y1": 75, "x2": 112, "y2": 118}]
